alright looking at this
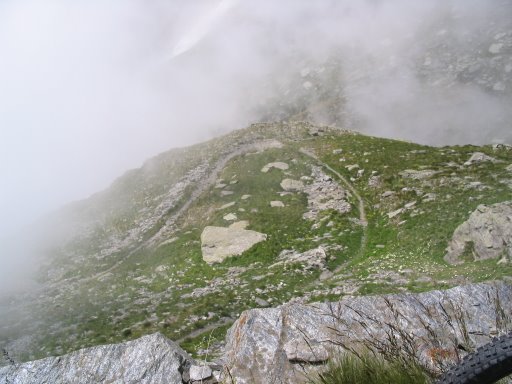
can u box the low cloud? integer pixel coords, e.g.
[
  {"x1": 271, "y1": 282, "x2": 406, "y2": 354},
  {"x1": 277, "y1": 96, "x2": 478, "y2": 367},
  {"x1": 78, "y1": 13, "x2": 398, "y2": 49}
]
[{"x1": 0, "y1": 0, "x2": 510, "y2": 248}]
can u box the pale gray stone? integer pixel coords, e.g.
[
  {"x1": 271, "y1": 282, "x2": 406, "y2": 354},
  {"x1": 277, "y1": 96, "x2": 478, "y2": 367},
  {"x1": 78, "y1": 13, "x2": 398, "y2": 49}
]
[
  {"x1": 399, "y1": 169, "x2": 439, "y2": 179},
  {"x1": 201, "y1": 226, "x2": 267, "y2": 264},
  {"x1": 219, "y1": 202, "x2": 235, "y2": 210},
  {"x1": 276, "y1": 247, "x2": 327, "y2": 269},
  {"x1": 280, "y1": 179, "x2": 304, "y2": 191},
  {"x1": 0, "y1": 333, "x2": 189, "y2": 384},
  {"x1": 303, "y1": 167, "x2": 351, "y2": 220},
  {"x1": 445, "y1": 201, "x2": 512, "y2": 264},
  {"x1": 189, "y1": 364, "x2": 213, "y2": 381},
  {"x1": 270, "y1": 201, "x2": 285, "y2": 207},
  {"x1": 223, "y1": 213, "x2": 238, "y2": 221},
  {"x1": 464, "y1": 152, "x2": 500, "y2": 166},
  {"x1": 222, "y1": 282, "x2": 512, "y2": 384}
]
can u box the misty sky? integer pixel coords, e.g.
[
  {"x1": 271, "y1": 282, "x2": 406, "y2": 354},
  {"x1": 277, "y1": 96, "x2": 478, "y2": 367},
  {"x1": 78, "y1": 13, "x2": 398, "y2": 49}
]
[{"x1": 1, "y1": 0, "x2": 511, "y2": 237}]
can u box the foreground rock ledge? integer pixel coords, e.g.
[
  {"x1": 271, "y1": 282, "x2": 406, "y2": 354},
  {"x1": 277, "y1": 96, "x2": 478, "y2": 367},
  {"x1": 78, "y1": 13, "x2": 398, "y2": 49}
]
[
  {"x1": 221, "y1": 281, "x2": 512, "y2": 384},
  {"x1": 0, "y1": 333, "x2": 190, "y2": 384},
  {"x1": 2, "y1": 282, "x2": 510, "y2": 384}
]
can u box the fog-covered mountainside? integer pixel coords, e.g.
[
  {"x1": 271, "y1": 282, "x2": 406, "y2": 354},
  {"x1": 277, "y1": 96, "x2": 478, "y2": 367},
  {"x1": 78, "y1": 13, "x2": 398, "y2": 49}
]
[{"x1": 1, "y1": 121, "x2": 511, "y2": 364}]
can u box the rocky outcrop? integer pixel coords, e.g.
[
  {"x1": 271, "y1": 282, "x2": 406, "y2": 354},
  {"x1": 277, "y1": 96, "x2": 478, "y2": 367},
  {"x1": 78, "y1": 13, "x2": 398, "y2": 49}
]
[
  {"x1": 464, "y1": 152, "x2": 501, "y2": 166},
  {"x1": 201, "y1": 224, "x2": 267, "y2": 264},
  {"x1": 3, "y1": 283, "x2": 511, "y2": 384},
  {"x1": 445, "y1": 201, "x2": 512, "y2": 264},
  {"x1": 275, "y1": 247, "x2": 327, "y2": 269},
  {"x1": 222, "y1": 282, "x2": 512, "y2": 384},
  {"x1": 280, "y1": 179, "x2": 304, "y2": 192},
  {"x1": 303, "y1": 166, "x2": 351, "y2": 220},
  {"x1": 0, "y1": 333, "x2": 190, "y2": 384}
]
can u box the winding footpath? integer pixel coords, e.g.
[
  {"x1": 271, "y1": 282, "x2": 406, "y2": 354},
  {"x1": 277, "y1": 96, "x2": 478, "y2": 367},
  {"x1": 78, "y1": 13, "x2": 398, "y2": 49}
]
[{"x1": 299, "y1": 148, "x2": 368, "y2": 270}]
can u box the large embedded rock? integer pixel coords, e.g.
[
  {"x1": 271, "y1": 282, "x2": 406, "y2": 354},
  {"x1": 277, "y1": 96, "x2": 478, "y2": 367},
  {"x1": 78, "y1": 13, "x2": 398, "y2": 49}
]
[
  {"x1": 276, "y1": 247, "x2": 327, "y2": 269},
  {"x1": 0, "y1": 333, "x2": 190, "y2": 384},
  {"x1": 201, "y1": 224, "x2": 267, "y2": 264},
  {"x1": 222, "y1": 282, "x2": 512, "y2": 384},
  {"x1": 445, "y1": 201, "x2": 512, "y2": 264}
]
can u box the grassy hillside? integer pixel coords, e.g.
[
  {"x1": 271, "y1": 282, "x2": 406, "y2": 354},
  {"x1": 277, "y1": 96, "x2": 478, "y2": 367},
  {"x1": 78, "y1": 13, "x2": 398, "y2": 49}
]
[{"x1": 1, "y1": 122, "x2": 511, "y2": 363}]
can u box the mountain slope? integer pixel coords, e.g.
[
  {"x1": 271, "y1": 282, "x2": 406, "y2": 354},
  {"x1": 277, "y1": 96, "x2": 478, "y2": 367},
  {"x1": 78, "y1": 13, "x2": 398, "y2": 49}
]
[{"x1": 1, "y1": 121, "x2": 511, "y2": 363}]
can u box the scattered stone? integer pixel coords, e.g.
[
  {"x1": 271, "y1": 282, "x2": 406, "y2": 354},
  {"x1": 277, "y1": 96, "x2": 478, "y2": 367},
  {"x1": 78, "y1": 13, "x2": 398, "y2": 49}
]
[
  {"x1": 381, "y1": 191, "x2": 395, "y2": 198},
  {"x1": 241, "y1": 194, "x2": 251, "y2": 200},
  {"x1": 302, "y1": 81, "x2": 313, "y2": 90},
  {"x1": 445, "y1": 201, "x2": 512, "y2": 264},
  {"x1": 189, "y1": 364, "x2": 213, "y2": 381},
  {"x1": 319, "y1": 270, "x2": 334, "y2": 280},
  {"x1": 422, "y1": 193, "x2": 437, "y2": 202},
  {"x1": 223, "y1": 213, "x2": 238, "y2": 221},
  {"x1": 303, "y1": 167, "x2": 351, "y2": 220},
  {"x1": 261, "y1": 162, "x2": 289, "y2": 173},
  {"x1": 387, "y1": 208, "x2": 403, "y2": 219},
  {"x1": 270, "y1": 201, "x2": 285, "y2": 208},
  {"x1": 255, "y1": 298, "x2": 270, "y2": 307},
  {"x1": 399, "y1": 169, "x2": 439, "y2": 179},
  {"x1": 332, "y1": 149, "x2": 343, "y2": 155},
  {"x1": 201, "y1": 226, "x2": 267, "y2": 264},
  {"x1": 221, "y1": 190, "x2": 234, "y2": 196},
  {"x1": 464, "y1": 152, "x2": 500, "y2": 166},
  {"x1": 405, "y1": 201, "x2": 417, "y2": 209},
  {"x1": 276, "y1": 247, "x2": 327, "y2": 269},
  {"x1": 280, "y1": 179, "x2": 304, "y2": 191},
  {"x1": 219, "y1": 202, "x2": 236, "y2": 210},
  {"x1": 506, "y1": 164, "x2": 512, "y2": 172},
  {"x1": 215, "y1": 183, "x2": 227, "y2": 189},
  {"x1": 230, "y1": 180, "x2": 238, "y2": 185},
  {"x1": 368, "y1": 175, "x2": 381, "y2": 188},
  {"x1": 345, "y1": 164, "x2": 359, "y2": 171}
]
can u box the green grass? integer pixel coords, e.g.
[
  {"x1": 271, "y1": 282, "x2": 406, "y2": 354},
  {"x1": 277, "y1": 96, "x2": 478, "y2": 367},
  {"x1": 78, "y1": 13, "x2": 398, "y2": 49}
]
[
  {"x1": 312, "y1": 352, "x2": 432, "y2": 384},
  {"x1": 2, "y1": 122, "x2": 512, "y2": 362}
]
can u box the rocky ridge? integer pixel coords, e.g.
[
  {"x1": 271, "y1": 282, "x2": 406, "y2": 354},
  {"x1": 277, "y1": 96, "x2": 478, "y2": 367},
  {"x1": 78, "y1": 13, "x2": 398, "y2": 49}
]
[{"x1": 2, "y1": 282, "x2": 511, "y2": 384}]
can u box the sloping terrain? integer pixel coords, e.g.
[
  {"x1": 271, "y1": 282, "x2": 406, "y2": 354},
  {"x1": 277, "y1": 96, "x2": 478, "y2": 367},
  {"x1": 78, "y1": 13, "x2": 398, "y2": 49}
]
[{"x1": 1, "y1": 122, "x2": 512, "y2": 364}]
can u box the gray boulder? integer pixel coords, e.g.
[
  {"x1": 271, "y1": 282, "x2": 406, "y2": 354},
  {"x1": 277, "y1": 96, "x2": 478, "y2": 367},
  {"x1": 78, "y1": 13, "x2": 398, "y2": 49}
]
[
  {"x1": 222, "y1": 282, "x2": 512, "y2": 384},
  {"x1": 201, "y1": 224, "x2": 267, "y2": 264},
  {"x1": 464, "y1": 152, "x2": 501, "y2": 166},
  {"x1": 0, "y1": 333, "x2": 190, "y2": 384},
  {"x1": 445, "y1": 201, "x2": 512, "y2": 264}
]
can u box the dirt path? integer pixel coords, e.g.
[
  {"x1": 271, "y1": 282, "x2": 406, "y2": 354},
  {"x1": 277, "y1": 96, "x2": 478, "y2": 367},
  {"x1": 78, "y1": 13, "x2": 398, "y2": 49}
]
[
  {"x1": 69, "y1": 139, "x2": 284, "y2": 285},
  {"x1": 299, "y1": 148, "x2": 368, "y2": 270}
]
